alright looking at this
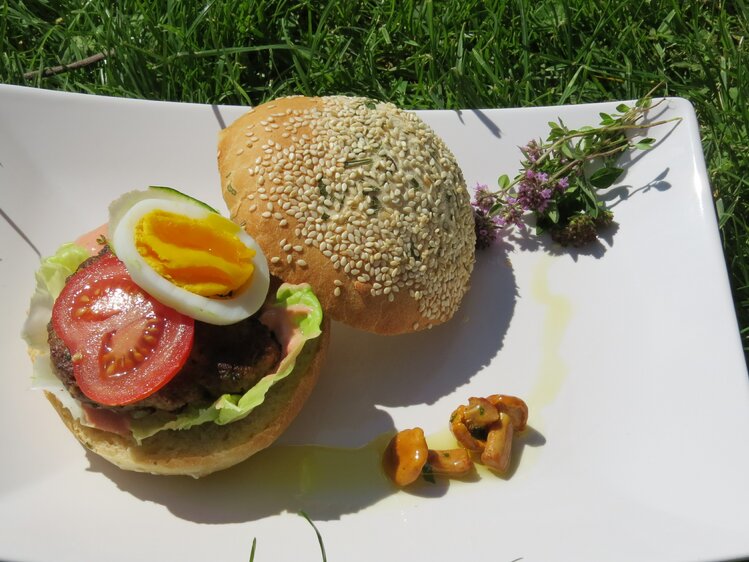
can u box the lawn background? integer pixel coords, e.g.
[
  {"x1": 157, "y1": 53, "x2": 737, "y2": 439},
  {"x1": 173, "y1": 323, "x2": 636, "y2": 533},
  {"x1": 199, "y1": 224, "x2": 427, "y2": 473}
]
[{"x1": 2, "y1": 0, "x2": 747, "y2": 358}]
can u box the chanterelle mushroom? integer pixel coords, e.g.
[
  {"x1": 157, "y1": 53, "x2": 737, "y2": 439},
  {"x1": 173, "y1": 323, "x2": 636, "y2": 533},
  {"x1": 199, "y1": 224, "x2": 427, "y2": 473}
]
[
  {"x1": 383, "y1": 427, "x2": 473, "y2": 486},
  {"x1": 449, "y1": 394, "x2": 529, "y2": 473}
]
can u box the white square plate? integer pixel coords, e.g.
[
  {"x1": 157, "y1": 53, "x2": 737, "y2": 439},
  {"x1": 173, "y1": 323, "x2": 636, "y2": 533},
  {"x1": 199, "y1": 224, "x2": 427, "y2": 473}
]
[{"x1": 1, "y1": 85, "x2": 747, "y2": 562}]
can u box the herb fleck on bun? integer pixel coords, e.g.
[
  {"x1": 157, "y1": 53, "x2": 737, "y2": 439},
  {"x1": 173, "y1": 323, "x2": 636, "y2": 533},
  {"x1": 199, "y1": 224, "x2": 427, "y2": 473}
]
[{"x1": 219, "y1": 96, "x2": 476, "y2": 334}]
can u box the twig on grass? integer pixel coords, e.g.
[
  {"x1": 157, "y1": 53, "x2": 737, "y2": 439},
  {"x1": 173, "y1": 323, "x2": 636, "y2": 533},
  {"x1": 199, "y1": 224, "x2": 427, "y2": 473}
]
[{"x1": 23, "y1": 50, "x2": 110, "y2": 79}]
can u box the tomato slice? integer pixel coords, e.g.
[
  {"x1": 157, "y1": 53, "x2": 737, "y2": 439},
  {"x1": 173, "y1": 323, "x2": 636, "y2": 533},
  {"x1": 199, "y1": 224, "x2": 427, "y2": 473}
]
[{"x1": 51, "y1": 252, "x2": 194, "y2": 406}]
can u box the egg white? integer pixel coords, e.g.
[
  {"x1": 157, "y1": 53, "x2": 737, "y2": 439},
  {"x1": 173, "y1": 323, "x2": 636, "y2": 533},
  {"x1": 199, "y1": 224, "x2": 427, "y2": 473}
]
[{"x1": 110, "y1": 197, "x2": 270, "y2": 325}]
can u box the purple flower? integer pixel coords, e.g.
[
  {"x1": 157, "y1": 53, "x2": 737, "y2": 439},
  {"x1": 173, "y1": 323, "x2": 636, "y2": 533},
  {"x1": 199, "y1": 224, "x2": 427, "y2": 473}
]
[
  {"x1": 472, "y1": 183, "x2": 496, "y2": 212},
  {"x1": 556, "y1": 176, "x2": 570, "y2": 192},
  {"x1": 521, "y1": 140, "x2": 542, "y2": 164},
  {"x1": 500, "y1": 204, "x2": 524, "y2": 229},
  {"x1": 515, "y1": 170, "x2": 554, "y2": 213},
  {"x1": 473, "y1": 207, "x2": 502, "y2": 249}
]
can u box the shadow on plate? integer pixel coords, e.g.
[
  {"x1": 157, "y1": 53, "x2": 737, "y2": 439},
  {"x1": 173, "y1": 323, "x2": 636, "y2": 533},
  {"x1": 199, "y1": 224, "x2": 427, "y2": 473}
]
[
  {"x1": 86, "y1": 432, "x2": 399, "y2": 524},
  {"x1": 453, "y1": 108, "x2": 503, "y2": 138},
  {"x1": 328, "y1": 243, "x2": 517, "y2": 409}
]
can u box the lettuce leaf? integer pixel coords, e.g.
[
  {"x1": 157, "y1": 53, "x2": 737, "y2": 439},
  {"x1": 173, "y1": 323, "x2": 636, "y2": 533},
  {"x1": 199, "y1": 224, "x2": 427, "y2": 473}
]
[
  {"x1": 23, "y1": 243, "x2": 91, "y2": 397},
  {"x1": 128, "y1": 283, "x2": 323, "y2": 442}
]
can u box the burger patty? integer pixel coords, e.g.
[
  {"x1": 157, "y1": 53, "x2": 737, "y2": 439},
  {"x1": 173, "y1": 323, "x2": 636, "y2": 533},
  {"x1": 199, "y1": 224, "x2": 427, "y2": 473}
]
[
  {"x1": 47, "y1": 253, "x2": 282, "y2": 414},
  {"x1": 48, "y1": 318, "x2": 281, "y2": 413}
]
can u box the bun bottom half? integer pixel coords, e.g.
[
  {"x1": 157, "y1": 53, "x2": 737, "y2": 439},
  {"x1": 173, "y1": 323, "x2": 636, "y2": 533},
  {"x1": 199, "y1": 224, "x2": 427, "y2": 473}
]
[{"x1": 46, "y1": 316, "x2": 329, "y2": 478}]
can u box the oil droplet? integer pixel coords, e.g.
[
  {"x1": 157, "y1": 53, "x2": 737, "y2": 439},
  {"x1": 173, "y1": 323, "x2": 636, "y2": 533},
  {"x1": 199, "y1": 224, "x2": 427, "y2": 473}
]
[{"x1": 527, "y1": 255, "x2": 572, "y2": 415}]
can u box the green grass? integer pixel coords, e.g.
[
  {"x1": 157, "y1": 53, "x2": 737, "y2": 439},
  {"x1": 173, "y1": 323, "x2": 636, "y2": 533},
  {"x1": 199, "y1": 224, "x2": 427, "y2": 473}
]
[{"x1": 2, "y1": 0, "x2": 748, "y2": 358}]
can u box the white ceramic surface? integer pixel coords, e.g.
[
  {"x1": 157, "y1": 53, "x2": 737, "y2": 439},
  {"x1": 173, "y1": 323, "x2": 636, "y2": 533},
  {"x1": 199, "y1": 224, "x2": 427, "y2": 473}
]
[{"x1": 1, "y1": 85, "x2": 747, "y2": 562}]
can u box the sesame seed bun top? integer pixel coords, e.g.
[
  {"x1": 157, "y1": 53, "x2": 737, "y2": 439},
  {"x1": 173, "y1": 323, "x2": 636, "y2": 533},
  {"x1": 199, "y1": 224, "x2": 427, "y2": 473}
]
[{"x1": 218, "y1": 95, "x2": 476, "y2": 335}]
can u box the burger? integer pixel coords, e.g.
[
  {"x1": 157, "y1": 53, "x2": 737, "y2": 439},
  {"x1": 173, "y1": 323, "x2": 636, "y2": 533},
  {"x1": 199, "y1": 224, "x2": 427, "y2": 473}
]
[
  {"x1": 23, "y1": 186, "x2": 329, "y2": 478},
  {"x1": 24, "y1": 95, "x2": 476, "y2": 478}
]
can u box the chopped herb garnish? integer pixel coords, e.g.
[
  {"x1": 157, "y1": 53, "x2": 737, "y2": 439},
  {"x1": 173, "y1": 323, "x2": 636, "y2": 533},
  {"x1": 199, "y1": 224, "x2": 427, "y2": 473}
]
[
  {"x1": 226, "y1": 182, "x2": 237, "y2": 196},
  {"x1": 95, "y1": 234, "x2": 108, "y2": 246},
  {"x1": 384, "y1": 154, "x2": 398, "y2": 170},
  {"x1": 422, "y1": 463, "x2": 436, "y2": 484},
  {"x1": 364, "y1": 185, "x2": 381, "y2": 211},
  {"x1": 343, "y1": 157, "x2": 373, "y2": 169}
]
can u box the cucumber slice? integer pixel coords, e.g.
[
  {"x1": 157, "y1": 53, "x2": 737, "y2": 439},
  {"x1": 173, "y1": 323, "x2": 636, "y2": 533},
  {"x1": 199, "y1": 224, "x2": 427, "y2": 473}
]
[{"x1": 147, "y1": 186, "x2": 219, "y2": 214}]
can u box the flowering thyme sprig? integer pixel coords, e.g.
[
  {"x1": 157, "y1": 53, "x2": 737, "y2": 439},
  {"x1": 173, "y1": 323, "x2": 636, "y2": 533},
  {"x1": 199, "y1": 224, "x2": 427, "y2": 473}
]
[{"x1": 473, "y1": 89, "x2": 680, "y2": 248}]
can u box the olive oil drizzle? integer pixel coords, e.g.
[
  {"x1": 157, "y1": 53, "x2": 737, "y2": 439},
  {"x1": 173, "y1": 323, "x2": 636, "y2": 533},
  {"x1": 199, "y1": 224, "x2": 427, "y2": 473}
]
[{"x1": 527, "y1": 255, "x2": 572, "y2": 415}]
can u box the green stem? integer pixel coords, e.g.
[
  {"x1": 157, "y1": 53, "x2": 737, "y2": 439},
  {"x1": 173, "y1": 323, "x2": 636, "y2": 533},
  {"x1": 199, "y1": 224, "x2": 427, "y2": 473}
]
[
  {"x1": 547, "y1": 135, "x2": 631, "y2": 183},
  {"x1": 534, "y1": 114, "x2": 679, "y2": 167}
]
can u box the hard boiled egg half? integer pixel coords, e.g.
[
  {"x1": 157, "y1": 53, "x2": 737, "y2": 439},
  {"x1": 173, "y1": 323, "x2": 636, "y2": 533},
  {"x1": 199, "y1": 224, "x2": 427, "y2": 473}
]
[{"x1": 109, "y1": 186, "x2": 269, "y2": 325}]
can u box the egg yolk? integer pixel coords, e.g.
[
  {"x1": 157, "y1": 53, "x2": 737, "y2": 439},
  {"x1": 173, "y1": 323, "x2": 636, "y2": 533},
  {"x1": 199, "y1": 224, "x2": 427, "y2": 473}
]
[{"x1": 134, "y1": 210, "x2": 255, "y2": 297}]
